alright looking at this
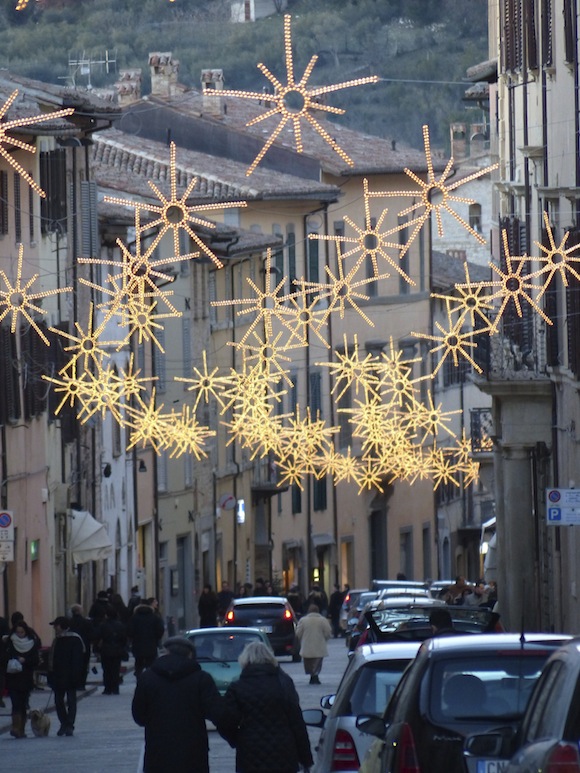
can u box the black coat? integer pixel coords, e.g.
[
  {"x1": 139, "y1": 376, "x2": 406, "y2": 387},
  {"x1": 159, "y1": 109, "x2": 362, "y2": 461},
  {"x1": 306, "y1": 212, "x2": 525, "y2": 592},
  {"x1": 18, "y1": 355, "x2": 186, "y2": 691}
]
[
  {"x1": 97, "y1": 618, "x2": 128, "y2": 659},
  {"x1": 132, "y1": 652, "x2": 227, "y2": 773},
  {"x1": 127, "y1": 605, "x2": 164, "y2": 658},
  {"x1": 222, "y1": 663, "x2": 313, "y2": 773},
  {"x1": 5, "y1": 635, "x2": 39, "y2": 694},
  {"x1": 48, "y1": 632, "x2": 85, "y2": 691}
]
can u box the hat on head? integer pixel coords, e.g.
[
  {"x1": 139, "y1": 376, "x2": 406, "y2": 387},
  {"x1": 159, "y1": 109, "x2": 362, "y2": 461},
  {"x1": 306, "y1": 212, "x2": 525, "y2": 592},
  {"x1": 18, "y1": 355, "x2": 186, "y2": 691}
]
[
  {"x1": 163, "y1": 636, "x2": 196, "y2": 656},
  {"x1": 50, "y1": 616, "x2": 70, "y2": 629}
]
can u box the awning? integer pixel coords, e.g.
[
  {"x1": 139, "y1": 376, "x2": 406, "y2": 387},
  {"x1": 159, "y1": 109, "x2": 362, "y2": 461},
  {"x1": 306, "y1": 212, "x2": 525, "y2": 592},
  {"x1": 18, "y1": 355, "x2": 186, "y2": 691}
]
[
  {"x1": 483, "y1": 532, "x2": 497, "y2": 582},
  {"x1": 311, "y1": 532, "x2": 335, "y2": 549},
  {"x1": 69, "y1": 510, "x2": 113, "y2": 564},
  {"x1": 283, "y1": 538, "x2": 303, "y2": 551}
]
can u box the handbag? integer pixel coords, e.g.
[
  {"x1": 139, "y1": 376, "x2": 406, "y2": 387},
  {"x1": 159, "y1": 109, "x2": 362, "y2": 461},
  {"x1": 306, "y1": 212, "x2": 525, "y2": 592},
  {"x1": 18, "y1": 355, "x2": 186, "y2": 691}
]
[{"x1": 7, "y1": 657, "x2": 23, "y2": 673}]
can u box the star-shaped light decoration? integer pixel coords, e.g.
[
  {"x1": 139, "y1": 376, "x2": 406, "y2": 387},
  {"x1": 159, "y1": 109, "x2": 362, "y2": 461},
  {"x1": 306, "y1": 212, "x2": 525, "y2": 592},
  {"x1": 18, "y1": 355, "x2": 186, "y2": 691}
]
[
  {"x1": 104, "y1": 142, "x2": 247, "y2": 266},
  {"x1": 369, "y1": 125, "x2": 498, "y2": 257},
  {"x1": 125, "y1": 390, "x2": 168, "y2": 453},
  {"x1": 175, "y1": 350, "x2": 231, "y2": 411},
  {"x1": 0, "y1": 90, "x2": 74, "y2": 196},
  {"x1": 15, "y1": 1, "x2": 30, "y2": 9},
  {"x1": 42, "y1": 362, "x2": 92, "y2": 417},
  {"x1": 431, "y1": 261, "x2": 495, "y2": 329},
  {"x1": 218, "y1": 14, "x2": 378, "y2": 175},
  {"x1": 411, "y1": 316, "x2": 485, "y2": 377},
  {"x1": 300, "y1": 246, "x2": 385, "y2": 327},
  {"x1": 161, "y1": 405, "x2": 215, "y2": 460},
  {"x1": 50, "y1": 303, "x2": 119, "y2": 374},
  {"x1": 279, "y1": 279, "x2": 329, "y2": 347},
  {"x1": 213, "y1": 249, "x2": 290, "y2": 346},
  {"x1": 474, "y1": 229, "x2": 553, "y2": 332},
  {"x1": 528, "y1": 211, "x2": 580, "y2": 299},
  {"x1": 316, "y1": 334, "x2": 379, "y2": 401},
  {"x1": 0, "y1": 243, "x2": 72, "y2": 344},
  {"x1": 375, "y1": 337, "x2": 421, "y2": 407},
  {"x1": 352, "y1": 458, "x2": 385, "y2": 494},
  {"x1": 407, "y1": 392, "x2": 461, "y2": 443},
  {"x1": 311, "y1": 179, "x2": 416, "y2": 284}
]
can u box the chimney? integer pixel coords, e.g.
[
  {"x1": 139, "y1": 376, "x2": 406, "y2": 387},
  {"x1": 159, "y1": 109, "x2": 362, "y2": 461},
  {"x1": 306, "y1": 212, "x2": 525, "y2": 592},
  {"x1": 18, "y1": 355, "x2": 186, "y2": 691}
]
[
  {"x1": 469, "y1": 122, "x2": 488, "y2": 157},
  {"x1": 115, "y1": 68, "x2": 142, "y2": 107},
  {"x1": 149, "y1": 52, "x2": 180, "y2": 97},
  {"x1": 201, "y1": 69, "x2": 225, "y2": 117},
  {"x1": 450, "y1": 122, "x2": 467, "y2": 161}
]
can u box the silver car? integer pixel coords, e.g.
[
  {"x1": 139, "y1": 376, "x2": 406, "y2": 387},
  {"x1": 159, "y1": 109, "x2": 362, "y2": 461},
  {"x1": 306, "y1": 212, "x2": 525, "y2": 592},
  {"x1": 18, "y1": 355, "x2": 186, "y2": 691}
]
[{"x1": 303, "y1": 640, "x2": 421, "y2": 773}]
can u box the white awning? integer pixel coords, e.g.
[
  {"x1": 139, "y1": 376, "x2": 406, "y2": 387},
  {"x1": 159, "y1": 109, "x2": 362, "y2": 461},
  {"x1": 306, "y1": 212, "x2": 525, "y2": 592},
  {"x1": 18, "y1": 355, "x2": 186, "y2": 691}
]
[
  {"x1": 69, "y1": 510, "x2": 113, "y2": 564},
  {"x1": 312, "y1": 532, "x2": 335, "y2": 549}
]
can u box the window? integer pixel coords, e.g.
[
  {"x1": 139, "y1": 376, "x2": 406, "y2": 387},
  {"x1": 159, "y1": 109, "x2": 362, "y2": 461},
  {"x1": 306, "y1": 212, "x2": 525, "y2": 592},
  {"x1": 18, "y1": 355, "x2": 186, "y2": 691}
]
[
  {"x1": 182, "y1": 319, "x2": 192, "y2": 378},
  {"x1": 541, "y1": 0, "x2": 553, "y2": 68},
  {"x1": 399, "y1": 528, "x2": 413, "y2": 580},
  {"x1": 154, "y1": 329, "x2": 166, "y2": 392},
  {"x1": 313, "y1": 475, "x2": 327, "y2": 511},
  {"x1": 398, "y1": 216, "x2": 409, "y2": 294},
  {"x1": 157, "y1": 451, "x2": 168, "y2": 493},
  {"x1": 287, "y1": 228, "x2": 296, "y2": 288},
  {"x1": 308, "y1": 233, "x2": 319, "y2": 283},
  {"x1": 468, "y1": 203, "x2": 482, "y2": 234},
  {"x1": 0, "y1": 171, "x2": 7, "y2": 235},
  {"x1": 365, "y1": 217, "x2": 378, "y2": 297},
  {"x1": 28, "y1": 184, "x2": 34, "y2": 242},
  {"x1": 39, "y1": 148, "x2": 67, "y2": 235},
  {"x1": 14, "y1": 173, "x2": 21, "y2": 243}
]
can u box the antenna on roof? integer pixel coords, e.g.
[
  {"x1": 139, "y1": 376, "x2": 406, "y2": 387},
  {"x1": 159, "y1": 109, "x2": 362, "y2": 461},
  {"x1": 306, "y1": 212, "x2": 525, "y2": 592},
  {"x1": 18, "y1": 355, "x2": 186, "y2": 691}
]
[{"x1": 66, "y1": 50, "x2": 118, "y2": 90}]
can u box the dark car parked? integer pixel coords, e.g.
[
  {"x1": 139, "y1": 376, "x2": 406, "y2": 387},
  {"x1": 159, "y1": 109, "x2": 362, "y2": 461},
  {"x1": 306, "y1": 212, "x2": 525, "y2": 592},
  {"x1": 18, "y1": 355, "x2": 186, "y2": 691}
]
[
  {"x1": 465, "y1": 637, "x2": 580, "y2": 772},
  {"x1": 222, "y1": 596, "x2": 300, "y2": 660},
  {"x1": 356, "y1": 633, "x2": 572, "y2": 773}
]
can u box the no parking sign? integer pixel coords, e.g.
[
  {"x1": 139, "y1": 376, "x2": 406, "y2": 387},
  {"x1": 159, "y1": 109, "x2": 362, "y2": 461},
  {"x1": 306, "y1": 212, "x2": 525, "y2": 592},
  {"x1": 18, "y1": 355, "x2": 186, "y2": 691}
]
[
  {"x1": 0, "y1": 510, "x2": 14, "y2": 541},
  {"x1": 546, "y1": 489, "x2": 580, "y2": 525}
]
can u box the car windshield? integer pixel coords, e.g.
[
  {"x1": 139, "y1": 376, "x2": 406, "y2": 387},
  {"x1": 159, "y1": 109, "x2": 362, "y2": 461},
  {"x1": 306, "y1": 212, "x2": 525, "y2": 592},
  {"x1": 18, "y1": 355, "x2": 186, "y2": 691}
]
[
  {"x1": 428, "y1": 653, "x2": 550, "y2": 722},
  {"x1": 232, "y1": 603, "x2": 286, "y2": 620},
  {"x1": 340, "y1": 660, "x2": 412, "y2": 717},
  {"x1": 191, "y1": 631, "x2": 264, "y2": 660},
  {"x1": 368, "y1": 605, "x2": 496, "y2": 637}
]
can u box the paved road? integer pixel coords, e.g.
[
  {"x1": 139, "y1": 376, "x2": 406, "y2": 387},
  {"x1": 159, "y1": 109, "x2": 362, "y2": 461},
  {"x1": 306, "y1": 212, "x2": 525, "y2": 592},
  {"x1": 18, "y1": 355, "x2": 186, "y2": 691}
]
[{"x1": 0, "y1": 636, "x2": 350, "y2": 772}]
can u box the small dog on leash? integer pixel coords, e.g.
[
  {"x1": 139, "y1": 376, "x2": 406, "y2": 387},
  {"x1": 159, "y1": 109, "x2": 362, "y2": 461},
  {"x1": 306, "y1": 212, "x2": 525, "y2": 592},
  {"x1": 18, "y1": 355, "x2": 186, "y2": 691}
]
[{"x1": 29, "y1": 708, "x2": 51, "y2": 737}]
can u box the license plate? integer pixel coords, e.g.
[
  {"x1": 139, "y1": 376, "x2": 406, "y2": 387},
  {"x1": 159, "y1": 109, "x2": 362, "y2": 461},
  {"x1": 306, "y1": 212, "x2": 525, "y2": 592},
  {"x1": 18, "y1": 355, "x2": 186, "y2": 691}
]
[
  {"x1": 476, "y1": 761, "x2": 509, "y2": 773},
  {"x1": 258, "y1": 625, "x2": 272, "y2": 633}
]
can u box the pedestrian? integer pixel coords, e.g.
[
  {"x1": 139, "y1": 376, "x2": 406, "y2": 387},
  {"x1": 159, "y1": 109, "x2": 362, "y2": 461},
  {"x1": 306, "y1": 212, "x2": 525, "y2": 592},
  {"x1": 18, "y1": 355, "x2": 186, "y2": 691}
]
[
  {"x1": 429, "y1": 607, "x2": 456, "y2": 636},
  {"x1": 127, "y1": 599, "x2": 165, "y2": 678},
  {"x1": 48, "y1": 616, "x2": 86, "y2": 737},
  {"x1": 96, "y1": 605, "x2": 128, "y2": 695},
  {"x1": 88, "y1": 590, "x2": 110, "y2": 629},
  {"x1": 287, "y1": 584, "x2": 304, "y2": 618},
  {"x1": 198, "y1": 584, "x2": 218, "y2": 628},
  {"x1": 0, "y1": 613, "x2": 9, "y2": 708},
  {"x1": 5, "y1": 619, "x2": 40, "y2": 738},
  {"x1": 10, "y1": 611, "x2": 42, "y2": 647},
  {"x1": 221, "y1": 640, "x2": 313, "y2": 773},
  {"x1": 132, "y1": 635, "x2": 229, "y2": 773},
  {"x1": 306, "y1": 584, "x2": 328, "y2": 616},
  {"x1": 217, "y1": 580, "x2": 234, "y2": 622},
  {"x1": 328, "y1": 583, "x2": 345, "y2": 638},
  {"x1": 109, "y1": 592, "x2": 130, "y2": 623},
  {"x1": 295, "y1": 603, "x2": 332, "y2": 684},
  {"x1": 68, "y1": 603, "x2": 93, "y2": 689},
  {"x1": 127, "y1": 585, "x2": 142, "y2": 617}
]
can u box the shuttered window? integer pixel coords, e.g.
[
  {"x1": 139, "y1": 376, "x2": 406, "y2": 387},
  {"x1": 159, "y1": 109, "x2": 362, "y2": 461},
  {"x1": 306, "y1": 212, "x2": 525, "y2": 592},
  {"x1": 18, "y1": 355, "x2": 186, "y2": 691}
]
[
  {"x1": 0, "y1": 327, "x2": 20, "y2": 423},
  {"x1": 39, "y1": 149, "x2": 67, "y2": 235},
  {"x1": 541, "y1": 0, "x2": 553, "y2": 67},
  {"x1": 80, "y1": 180, "x2": 99, "y2": 258},
  {"x1": 14, "y1": 173, "x2": 21, "y2": 243},
  {"x1": 154, "y1": 328, "x2": 167, "y2": 392},
  {"x1": 0, "y1": 171, "x2": 8, "y2": 235}
]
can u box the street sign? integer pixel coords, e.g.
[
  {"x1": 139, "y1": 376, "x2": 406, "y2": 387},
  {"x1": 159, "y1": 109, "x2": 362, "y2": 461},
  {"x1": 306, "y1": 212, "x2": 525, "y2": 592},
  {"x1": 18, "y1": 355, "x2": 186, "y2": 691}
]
[
  {"x1": 546, "y1": 488, "x2": 580, "y2": 525},
  {"x1": 0, "y1": 541, "x2": 14, "y2": 561},
  {"x1": 0, "y1": 510, "x2": 14, "y2": 541}
]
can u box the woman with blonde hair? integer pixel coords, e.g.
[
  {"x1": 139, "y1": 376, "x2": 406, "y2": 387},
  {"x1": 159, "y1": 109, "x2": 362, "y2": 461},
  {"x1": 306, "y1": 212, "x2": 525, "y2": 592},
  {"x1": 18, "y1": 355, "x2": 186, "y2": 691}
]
[{"x1": 221, "y1": 640, "x2": 313, "y2": 773}]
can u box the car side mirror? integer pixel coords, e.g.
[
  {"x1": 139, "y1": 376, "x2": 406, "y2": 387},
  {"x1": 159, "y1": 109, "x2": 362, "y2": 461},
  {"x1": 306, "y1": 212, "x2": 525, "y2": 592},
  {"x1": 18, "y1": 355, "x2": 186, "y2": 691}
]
[
  {"x1": 320, "y1": 694, "x2": 335, "y2": 710},
  {"x1": 302, "y1": 708, "x2": 326, "y2": 728},
  {"x1": 356, "y1": 714, "x2": 386, "y2": 738}
]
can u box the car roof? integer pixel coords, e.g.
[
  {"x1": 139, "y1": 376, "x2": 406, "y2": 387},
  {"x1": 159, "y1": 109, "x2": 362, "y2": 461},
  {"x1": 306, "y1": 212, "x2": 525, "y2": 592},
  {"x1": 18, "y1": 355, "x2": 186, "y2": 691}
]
[
  {"x1": 357, "y1": 640, "x2": 423, "y2": 661},
  {"x1": 185, "y1": 626, "x2": 268, "y2": 636},
  {"x1": 423, "y1": 632, "x2": 573, "y2": 654},
  {"x1": 230, "y1": 596, "x2": 289, "y2": 605}
]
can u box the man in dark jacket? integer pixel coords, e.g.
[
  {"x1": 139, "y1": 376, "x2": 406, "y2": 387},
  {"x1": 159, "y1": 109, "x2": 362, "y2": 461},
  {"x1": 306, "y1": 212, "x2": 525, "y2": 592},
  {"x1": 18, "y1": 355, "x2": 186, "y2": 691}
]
[
  {"x1": 132, "y1": 636, "x2": 227, "y2": 773},
  {"x1": 68, "y1": 604, "x2": 93, "y2": 689},
  {"x1": 127, "y1": 600, "x2": 165, "y2": 677},
  {"x1": 48, "y1": 616, "x2": 85, "y2": 736}
]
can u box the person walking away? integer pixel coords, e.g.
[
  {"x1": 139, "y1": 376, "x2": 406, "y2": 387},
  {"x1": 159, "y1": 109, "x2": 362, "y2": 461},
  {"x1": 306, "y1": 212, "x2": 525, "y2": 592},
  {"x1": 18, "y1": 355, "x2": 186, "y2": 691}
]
[
  {"x1": 198, "y1": 584, "x2": 219, "y2": 628},
  {"x1": 221, "y1": 640, "x2": 313, "y2": 773},
  {"x1": 216, "y1": 581, "x2": 234, "y2": 623},
  {"x1": 127, "y1": 599, "x2": 165, "y2": 678},
  {"x1": 127, "y1": 585, "x2": 142, "y2": 617},
  {"x1": 429, "y1": 607, "x2": 456, "y2": 636},
  {"x1": 69, "y1": 604, "x2": 93, "y2": 690},
  {"x1": 0, "y1": 613, "x2": 9, "y2": 708},
  {"x1": 48, "y1": 616, "x2": 85, "y2": 736},
  {"x1": 96, "y1": 605, "x2": 128, "y2": 695},
  {"x1": 132, "y1": 636, "x2": 229, "y2": 773},
  {"x1": 5, "y1": 620, "x2": 39, "y2": 738},
  {"x1": 328, "y1": 584, "x2": 345, "y2": 638},
  {"x1": 295, "y1": 603, "x2": 332, "y2": 684}
]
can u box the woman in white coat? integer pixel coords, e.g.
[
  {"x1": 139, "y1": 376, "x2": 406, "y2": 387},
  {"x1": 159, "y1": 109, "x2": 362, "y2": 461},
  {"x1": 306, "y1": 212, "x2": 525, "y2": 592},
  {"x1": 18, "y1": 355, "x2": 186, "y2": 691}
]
[{"x1": 295, "y1": 604, "x2": 332, "y2": 684}]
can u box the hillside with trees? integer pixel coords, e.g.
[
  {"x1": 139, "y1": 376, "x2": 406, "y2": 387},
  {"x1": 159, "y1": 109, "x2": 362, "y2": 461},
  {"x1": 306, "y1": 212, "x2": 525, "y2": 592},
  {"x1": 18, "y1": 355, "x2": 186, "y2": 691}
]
[{"x1": 0, "y1": 0, "x2": 489, "y2": 151}]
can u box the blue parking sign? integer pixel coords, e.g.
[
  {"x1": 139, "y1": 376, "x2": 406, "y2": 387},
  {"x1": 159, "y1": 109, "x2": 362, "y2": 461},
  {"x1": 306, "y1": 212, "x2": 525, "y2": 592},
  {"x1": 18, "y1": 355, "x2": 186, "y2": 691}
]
[{"x1": 548, "y1": 507, "x2": 562, "y2": 522}]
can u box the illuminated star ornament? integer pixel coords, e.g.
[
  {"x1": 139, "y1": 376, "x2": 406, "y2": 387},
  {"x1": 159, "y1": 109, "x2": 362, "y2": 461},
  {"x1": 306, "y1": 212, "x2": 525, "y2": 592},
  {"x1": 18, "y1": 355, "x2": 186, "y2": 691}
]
[
  {"x1": 218, "y1": 14, "x2": 378, "y2": 175},
  {"x1": 104, "y1": 142, "x2": 247, "y2": 267},
  {"x1": 0, "y1": 90, "x2": 74, "y2": 196},
  {"x1": 369, "y1": 125, "x2": 498, "y2": 257},
  {"x1": 0, "y1": 243, "x2": 72, "y2": 344}
]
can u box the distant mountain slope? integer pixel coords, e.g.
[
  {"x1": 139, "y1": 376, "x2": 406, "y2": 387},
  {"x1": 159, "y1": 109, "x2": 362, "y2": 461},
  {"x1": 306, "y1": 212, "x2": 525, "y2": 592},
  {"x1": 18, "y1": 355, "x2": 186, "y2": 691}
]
[{"x1": 0, "y1": 0, "x2": 488, "y2": 151}]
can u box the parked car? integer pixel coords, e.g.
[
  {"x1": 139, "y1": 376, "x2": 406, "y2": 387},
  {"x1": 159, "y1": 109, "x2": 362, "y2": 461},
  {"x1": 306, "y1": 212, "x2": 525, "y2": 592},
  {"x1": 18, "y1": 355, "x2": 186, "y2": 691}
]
[
  {"x1": 371, "y1": 579, "x2": 430, "y2": 594},
  {"x1": 356, "y1": 633, "x2": 572, "y2": 773},
  {"x1": 465, "y1": 637, "x2": 580, "y2": 772},
  {"x1": 222, "y1": 596, "x2": 300, "y2": 660},
  {"x1": 184, "y1": 626, "x2": 272, "y2": 695},
  {"x1": 303, "y1": 641, "x2": 421, "y2": 773},
  {"x1": 349, "y1": 597, "x2": 446, "y2": 652},
  {"x1": 345, "y1": 591, "x2": 379, "y2": 649}
]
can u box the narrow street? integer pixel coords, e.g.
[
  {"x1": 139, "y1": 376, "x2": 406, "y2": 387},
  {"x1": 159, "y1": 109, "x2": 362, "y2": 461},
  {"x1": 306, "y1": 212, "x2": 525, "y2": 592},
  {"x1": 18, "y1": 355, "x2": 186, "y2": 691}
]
[{"x1": 0, "y1": 637, "x2": 349, "y2": 772}]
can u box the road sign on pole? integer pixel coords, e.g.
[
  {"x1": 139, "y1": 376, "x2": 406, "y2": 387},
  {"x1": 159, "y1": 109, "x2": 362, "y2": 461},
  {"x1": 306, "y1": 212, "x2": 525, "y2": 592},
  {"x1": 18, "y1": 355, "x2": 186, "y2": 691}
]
[
  {"x1": 546, "y1": 488, "x2": 580, "y2": 525},
  {"x1": 0, "y1": 510, "x2": 14, "y2": 541},
  {"x1": 0, "y1": 541, "x2": 14, "y2": 561}
]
